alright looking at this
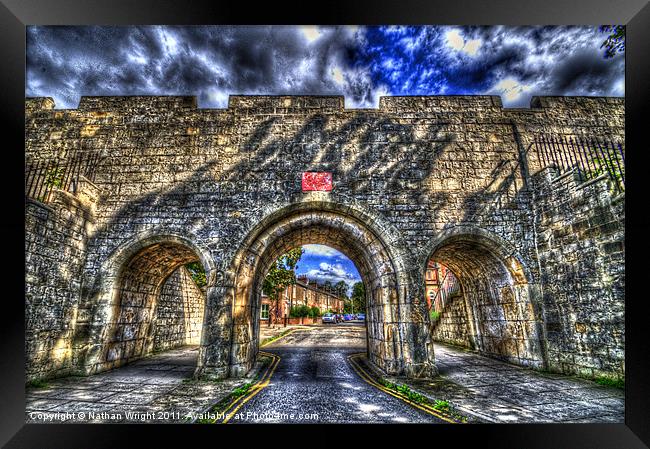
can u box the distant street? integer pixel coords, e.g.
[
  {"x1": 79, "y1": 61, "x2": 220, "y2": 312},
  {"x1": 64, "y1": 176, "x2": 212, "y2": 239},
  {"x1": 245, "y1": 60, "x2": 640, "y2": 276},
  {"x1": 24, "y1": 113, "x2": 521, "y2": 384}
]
[{"x1": 227, "y1": 323, "x2": 446, "y2": 424}]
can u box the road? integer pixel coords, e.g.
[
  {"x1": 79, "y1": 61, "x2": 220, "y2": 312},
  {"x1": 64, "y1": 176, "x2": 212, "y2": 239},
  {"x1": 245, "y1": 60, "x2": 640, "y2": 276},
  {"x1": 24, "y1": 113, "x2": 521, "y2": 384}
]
[{"x1": 227, "y1": 323, "x2": 446, "y2": 424}]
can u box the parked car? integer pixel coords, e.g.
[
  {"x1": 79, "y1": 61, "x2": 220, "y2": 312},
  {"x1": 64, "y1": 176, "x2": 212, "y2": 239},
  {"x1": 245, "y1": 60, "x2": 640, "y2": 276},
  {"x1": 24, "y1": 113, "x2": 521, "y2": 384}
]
[
  {"x1": 322, "y1": 313, "x2": 336, "y2": 324},
  {"x1": 335, "y1": 314, "x2": 343, "y2": 323},
  {"x1": 343, "y1": 314, "x2": 353, "y2": 321},
  {"x1": 356, "y1": 313, "x2": 365, "y2": 321}
]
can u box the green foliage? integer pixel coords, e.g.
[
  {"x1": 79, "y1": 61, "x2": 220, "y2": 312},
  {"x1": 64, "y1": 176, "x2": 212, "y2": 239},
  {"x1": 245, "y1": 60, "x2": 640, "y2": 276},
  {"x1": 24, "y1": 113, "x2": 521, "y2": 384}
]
[
  {"x1": 44, "y1": 167, "x2": 65, "y2": 188},
  {"x1": 379, "y1": 379, "x2": 468, "y2": 422},
  {"x1": 185, "y1": 261, "x2": 207, "y2": 288},
  {"x1": 262, "y1": 247, "x2": 304, "y2": 322},
  {"x1": 232, "y1": 382, "x2": 254, "y2": 397},
  {"x1": 599, "y1": 25, "x2": 625, "y2": 58},
  {"x1": 349, "y1": 281, "x2": 366, "y2": 313},
  {"x1": 289, "y1": 304, "x2": 311, "y2": 318},
  {"x1": 263, "y1": 247, "x2": 304, "y2": 301},
  {"x1": 594, "y1": 376, "x2": 624, "y2": 389},
  {"x1": 334, "y1": 280, "x2": 349, "y2": 299},
  {"x1": 26, "y1": 378, "x2": 49, "y2": 388},
  {"x1": 309, "y1": 306, "x2": 321, "y2": 318},
  {"x1": 430, "y1": 310, "x2": 441, "y2": 322},
  {"x1": 381, "y1": 380, "x2": 427, "y2": 404},
  {"x1": 196, "y1": 379, "x2": 259, "y2": 423},
  {"x1": 433, "y1": 400, "x2": 450, "y2": 411},
  {"x1": 588, "y1": 153, "x2": 624, "y2": 192}
]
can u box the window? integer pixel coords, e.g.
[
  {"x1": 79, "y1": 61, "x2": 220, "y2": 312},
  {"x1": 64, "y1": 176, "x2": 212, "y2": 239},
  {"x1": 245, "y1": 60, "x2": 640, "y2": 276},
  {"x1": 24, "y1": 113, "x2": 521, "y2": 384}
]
[{"x1": 261, "y1": 303, "x2": 269, "y2": 320}]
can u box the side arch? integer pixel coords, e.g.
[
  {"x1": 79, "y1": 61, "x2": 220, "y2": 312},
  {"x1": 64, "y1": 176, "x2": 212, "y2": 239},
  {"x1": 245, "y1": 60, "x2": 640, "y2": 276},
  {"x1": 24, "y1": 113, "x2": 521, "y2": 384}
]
[
  {"x1": 81, "y1": 230, "x2": 217, "y2": 375},
  {"x1": 423, "y1": 225, "x2": 546, "y2": 368}
]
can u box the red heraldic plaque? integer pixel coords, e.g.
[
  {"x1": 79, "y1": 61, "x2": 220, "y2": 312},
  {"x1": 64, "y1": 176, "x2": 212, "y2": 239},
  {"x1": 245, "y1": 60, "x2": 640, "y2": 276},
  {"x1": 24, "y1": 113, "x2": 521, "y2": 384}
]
[{"x1": 301, "y1": 172, "x2": 333, "y2": 191}]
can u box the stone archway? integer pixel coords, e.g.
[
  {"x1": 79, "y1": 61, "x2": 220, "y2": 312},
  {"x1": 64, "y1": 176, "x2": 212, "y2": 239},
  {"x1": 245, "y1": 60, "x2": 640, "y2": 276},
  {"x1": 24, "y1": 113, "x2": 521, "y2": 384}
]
[
  {"x1": 425, "y1": 227, "x2": 546, "y2": 369},
  {"x1": 82, "y1": 232, "x2": 215, "y2": 375},
  {"x1": 199, "y1": 201, "x2": 437, "y2": 379}
]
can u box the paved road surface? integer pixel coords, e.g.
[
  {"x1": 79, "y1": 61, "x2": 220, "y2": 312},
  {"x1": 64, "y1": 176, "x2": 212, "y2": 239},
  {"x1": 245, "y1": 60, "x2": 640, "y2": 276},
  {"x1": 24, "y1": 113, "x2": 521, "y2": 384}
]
[{"x1": 228, "y1": 323, "x2": 446, "y2": 424}]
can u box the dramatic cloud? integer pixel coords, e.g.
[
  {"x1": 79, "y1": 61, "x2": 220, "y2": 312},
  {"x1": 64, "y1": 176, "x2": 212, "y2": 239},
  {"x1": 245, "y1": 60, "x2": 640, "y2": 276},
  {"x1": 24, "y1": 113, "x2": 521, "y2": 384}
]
[
  {"x1": 302, "y1": 244, "x2": 341, "y2": 258},
  {"x1": 27, "y1": 25, "x2": 624, "y2": 109},
  {"x1": 306, "y1": 262, "x2": 359, "y2": 291},
  {"x1": 298, "y1": 245, "x2": 361, "y2": 294}
]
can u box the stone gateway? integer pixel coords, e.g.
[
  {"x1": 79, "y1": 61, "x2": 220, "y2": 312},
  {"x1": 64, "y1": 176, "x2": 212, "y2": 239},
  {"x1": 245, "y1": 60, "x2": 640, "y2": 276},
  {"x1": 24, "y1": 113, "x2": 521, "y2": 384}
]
[{"x1": 24, "y1": 95, "x2": 624, "y2": 384}]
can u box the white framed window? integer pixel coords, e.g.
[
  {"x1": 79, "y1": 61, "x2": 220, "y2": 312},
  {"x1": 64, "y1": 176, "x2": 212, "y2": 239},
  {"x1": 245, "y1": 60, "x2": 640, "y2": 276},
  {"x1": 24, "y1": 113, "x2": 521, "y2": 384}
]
[{"x1": 261, "y1": 303, "x2": 269, "y2": 320}]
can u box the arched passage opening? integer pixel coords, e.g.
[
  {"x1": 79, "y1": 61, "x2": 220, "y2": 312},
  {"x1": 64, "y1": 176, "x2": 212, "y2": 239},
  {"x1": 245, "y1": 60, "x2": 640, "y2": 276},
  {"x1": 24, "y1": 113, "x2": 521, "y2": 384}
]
[
  {"x1": 219, "y1": 206, "x2": 436, "y2": 379},
  {"x1": 84, "y1": 235, "x2": 212, "y2": 374},
  {"x1": 258, "y1": 244, "x2": 357, "y2": 328},
  {"x1": 426, "y1": 230, "x2": 545, "y2": 368}
]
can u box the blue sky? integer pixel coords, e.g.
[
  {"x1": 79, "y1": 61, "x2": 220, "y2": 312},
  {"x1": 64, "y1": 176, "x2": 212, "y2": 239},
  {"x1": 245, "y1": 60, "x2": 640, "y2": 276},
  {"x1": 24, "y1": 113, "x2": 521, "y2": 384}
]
[
  {"x1": 295, "y1": 244, "x2": 361, "y2": 295},
  {"x1": 26, "y1": 25, "x2": 624, "y2": 109}
]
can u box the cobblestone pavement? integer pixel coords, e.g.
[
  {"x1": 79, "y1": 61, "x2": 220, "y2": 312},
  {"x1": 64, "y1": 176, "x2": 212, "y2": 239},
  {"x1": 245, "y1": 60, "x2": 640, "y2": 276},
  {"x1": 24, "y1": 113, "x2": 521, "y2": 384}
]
[
  {"x1": 390, "y1": 342, "x2": 625, "y2": 423},
  {"x1": 25, "y1": 325, "x2": 624, "y2": 424}
]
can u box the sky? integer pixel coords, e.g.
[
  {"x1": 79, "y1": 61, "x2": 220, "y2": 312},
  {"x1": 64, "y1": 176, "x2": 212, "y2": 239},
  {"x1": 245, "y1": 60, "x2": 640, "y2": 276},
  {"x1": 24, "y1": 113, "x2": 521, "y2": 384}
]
[
  {"x1": 26, "y1": 25, "x2": 624, "y2": 109},
  {"x1": 295, "y1": 244, "x2": 361, "y2": 296}
]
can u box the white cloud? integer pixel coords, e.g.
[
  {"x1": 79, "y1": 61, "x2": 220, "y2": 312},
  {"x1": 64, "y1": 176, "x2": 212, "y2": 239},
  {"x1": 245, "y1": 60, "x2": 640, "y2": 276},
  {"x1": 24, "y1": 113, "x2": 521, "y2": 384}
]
[
  {"x1": 612, "y1": 79, "x2": 625, "y2": 96},
  {"x1": 301, "y1": 26, "x2": 322, "y2": 43},
  {"x1": 304, "y1": 260, "x2": 361, "y2": 295},
  {"x1": 463, "y1": 39, "x2": 481, "y2": 56},
  {"x1": 487, "y1": 77, "x2": 534, "y2": 106},
  {"x1": 445, "y1": 28, "x2": 482, "y2": 57},
  {"x1": 331, "y1": 66, "x2": 345, "y2": 85},
  {"x1": 206, "y1": 89, "x2": 230, "y2": 108},
  {"x1": 158, "y1": 28, "x2": 179, "y2": 55},
  {"x1": 302, "y1": 244, "x2": 340, "y2": 257},
  {"x1": 446, "y1": 29, "x2": 465, "y2": 51}
]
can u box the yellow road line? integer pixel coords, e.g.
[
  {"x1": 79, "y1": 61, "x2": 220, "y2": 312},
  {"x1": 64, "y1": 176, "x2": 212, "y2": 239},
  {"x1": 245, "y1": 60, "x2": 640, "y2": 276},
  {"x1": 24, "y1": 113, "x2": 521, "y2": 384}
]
[
  {"x1": 222, "y1": 352, "x2": 281, "y2": 424},
  {"x1": 347, "y1": 353, "x2": 459, "y2": 424},
  {"x1": 260, "y1": 326, "x2": 308, "y2": 347},
  {"x1": 217, "y1": 351, "x2": 278, "y2": 419}
]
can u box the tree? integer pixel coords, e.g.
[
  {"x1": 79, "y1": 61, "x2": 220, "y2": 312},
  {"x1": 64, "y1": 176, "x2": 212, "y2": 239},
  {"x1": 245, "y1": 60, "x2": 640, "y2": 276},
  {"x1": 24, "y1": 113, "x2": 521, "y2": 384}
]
[
  {"x1": 334, "y1": 280, "x2": 348, "y2": 299},
  {"x1": 350, "y1": 281, "x2": 366, "y2": 314},
  {"x1": 185, "y1": 261, "x2": 207, "y2": 289},
  {"x1": 599, "y1": 25, "x2": 625, "y2": 59},
  {"x1": 262, "y1": 247, "x2": 304, "y2": 327}
]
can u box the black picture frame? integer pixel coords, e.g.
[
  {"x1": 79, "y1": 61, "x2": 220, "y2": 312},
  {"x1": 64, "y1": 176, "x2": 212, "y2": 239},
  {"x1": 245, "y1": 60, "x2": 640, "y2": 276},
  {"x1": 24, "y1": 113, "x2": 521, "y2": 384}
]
[{"x1": 3, "y1": 0, "x2": 648, "y2": 447}]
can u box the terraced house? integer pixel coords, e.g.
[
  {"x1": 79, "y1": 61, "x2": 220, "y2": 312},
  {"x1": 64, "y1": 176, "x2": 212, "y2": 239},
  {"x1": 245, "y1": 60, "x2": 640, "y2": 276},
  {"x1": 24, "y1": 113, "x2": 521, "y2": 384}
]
[{"x1": 260, "y1": 274, "x2": 346, "y2": 324}]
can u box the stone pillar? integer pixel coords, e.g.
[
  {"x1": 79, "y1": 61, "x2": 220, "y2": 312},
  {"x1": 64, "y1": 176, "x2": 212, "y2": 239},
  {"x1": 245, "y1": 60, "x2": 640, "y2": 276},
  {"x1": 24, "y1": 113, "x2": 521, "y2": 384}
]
[{"x1": 195, "y1": 285, "x2": 233, "y2": 380}]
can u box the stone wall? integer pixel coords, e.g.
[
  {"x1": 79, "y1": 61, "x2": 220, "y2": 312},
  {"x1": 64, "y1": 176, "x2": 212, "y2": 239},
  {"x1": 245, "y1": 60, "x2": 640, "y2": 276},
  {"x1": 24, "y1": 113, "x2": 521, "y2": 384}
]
[
  {"x1": 531, "y1": 167, "x2": 625, "y2": 380},
  {"x1": 23, "y1": 94, "x2": 625, "y2": 381},
  {"x1": 153, "y1": 266, "x2": 205, "y2": 352},
  {"x1": 24, "y1": 180, "x2": 98, "y2": 381},
  {"x1": 431, "y1": 293, "x2": 472, "y2": 348}
]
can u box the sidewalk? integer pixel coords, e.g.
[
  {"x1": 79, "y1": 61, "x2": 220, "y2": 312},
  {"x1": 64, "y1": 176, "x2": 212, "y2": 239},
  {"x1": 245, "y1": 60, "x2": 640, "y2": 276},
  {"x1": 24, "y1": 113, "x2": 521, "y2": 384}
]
[
  {"x1": 371, "y1": 342, "x2": 624, "y2": 423},
  {"x1": 25, "y1": 346, "x2": 267, "y2": 423}
]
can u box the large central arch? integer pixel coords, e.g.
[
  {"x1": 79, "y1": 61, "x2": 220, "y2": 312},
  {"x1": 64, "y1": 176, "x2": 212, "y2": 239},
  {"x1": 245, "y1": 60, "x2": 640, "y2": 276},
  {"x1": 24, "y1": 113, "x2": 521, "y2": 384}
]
[{"x1": 204, "y1": 200, "x2": 437, "y2": 379}]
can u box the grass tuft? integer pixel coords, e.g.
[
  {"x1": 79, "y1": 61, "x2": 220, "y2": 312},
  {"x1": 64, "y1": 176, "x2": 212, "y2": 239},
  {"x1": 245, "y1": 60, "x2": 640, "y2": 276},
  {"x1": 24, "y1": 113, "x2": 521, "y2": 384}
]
[
  {"x1": 26, "y1": 378, "x2": 49, "y2": 389},
  {"x1": 378, "y1": 378, "x2": 467, "y2": 422},
  {"x1": 594, "y1": 376, "x2": 624, "y2": 389}
]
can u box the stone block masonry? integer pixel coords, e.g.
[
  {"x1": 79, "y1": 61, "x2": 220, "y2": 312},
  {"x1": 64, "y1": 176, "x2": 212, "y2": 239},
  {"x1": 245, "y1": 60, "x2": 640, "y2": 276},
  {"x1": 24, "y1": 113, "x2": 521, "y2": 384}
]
[
  {"x1": 431, "y1": 294, "x2": 472, "y2": 349},
  {"x1": 531, "y1": 167, "x2": 625, "y2": 380},
  {"x1": 24, "y1": 94, "x2": 624, "y2": 382},
  {"x1": 153, "y1": 266, "x2": 205, "y2": 352},
  {"x1": 25, "y1": 179, "x2": 99, "y2": 381}
]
